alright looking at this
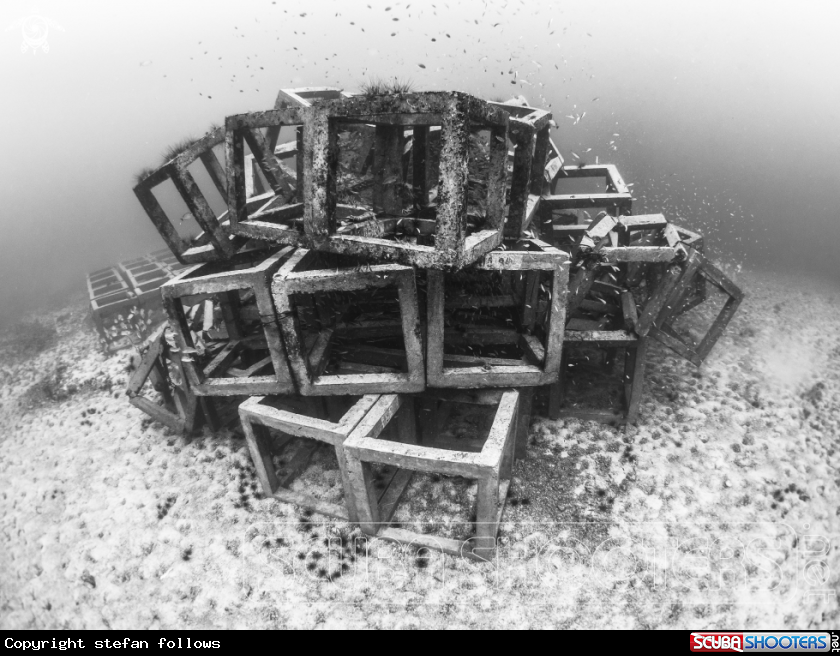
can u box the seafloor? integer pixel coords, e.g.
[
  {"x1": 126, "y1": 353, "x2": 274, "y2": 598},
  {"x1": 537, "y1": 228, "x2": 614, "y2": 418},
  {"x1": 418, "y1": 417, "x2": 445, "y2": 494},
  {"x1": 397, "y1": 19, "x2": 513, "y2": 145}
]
[{"x1": 1, "y1": 268, "x2": 838, "y2": 630}]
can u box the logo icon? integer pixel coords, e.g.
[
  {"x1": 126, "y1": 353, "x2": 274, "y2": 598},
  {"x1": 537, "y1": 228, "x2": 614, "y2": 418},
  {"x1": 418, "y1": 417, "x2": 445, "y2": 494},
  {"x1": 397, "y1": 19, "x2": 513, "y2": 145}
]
[
  {"x1": 690, "y1": 632, "x2": 831, "y2": 652},
  {"x1": 6, "y1": 15, "x2": 65, "y2": 54}
]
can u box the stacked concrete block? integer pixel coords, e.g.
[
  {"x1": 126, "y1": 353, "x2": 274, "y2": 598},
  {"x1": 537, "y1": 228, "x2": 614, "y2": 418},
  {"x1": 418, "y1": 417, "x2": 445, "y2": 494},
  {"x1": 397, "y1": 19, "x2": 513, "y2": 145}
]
[{"x1": 119, "y1": 87, "x2": 742, "y2": 560}]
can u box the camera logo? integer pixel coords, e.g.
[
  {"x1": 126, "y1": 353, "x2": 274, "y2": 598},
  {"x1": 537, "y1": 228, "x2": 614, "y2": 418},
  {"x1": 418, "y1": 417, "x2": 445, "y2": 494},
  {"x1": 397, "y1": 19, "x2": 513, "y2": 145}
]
[{"x1": 6, "y1": 15, "x2": 65, "y2": 54}]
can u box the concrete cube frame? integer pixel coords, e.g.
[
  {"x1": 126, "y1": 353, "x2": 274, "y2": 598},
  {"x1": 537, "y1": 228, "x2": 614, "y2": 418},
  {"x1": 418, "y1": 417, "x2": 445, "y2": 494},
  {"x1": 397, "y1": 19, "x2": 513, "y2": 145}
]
[
  {"x1": 306, "y1": 91, "x2": 511, "y2": 269},
  {"x1": 271, "y1": 249, "x2": 425, "y2": 396},
  {"x1": 133, "y1": 126, "x2": 241, "y2": 264},
  {"x1": 343, "y1": 390, "x2": 520, "y2": 561},
  {"x1": 648, "y1": 248, "x2": 745, "y2": 366},
  {"x1": 225, "y1": 108, "x2": 307, "y2": 246},
  {"x1": 239, "y1": 393, "x2": 380, "y2": 520},
  {"x1": 487, "y1": 100, "x2": 553, "y2": 238},
  {"x1": 161, "y1": 247, "x2": 297, "y2": 396},
  {"x1": 549, "y1": 329, "x2": 649, "y2": 426},
  {"x1": 426, "y1": 239, "x2": 570, "y2": 389},
  {"x1": 126, "y1": 324, "x2": 201, "y2": 438}
]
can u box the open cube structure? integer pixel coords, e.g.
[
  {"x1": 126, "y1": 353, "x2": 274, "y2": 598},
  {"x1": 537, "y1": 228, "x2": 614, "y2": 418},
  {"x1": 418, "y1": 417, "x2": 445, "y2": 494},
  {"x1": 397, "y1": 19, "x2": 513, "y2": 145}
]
[
  {"x1": 239, "y1": 393, "x2": 379, "y2": 520},
  {"x1": 541, "y1": 164, "x2": 633, "y2": 232},
  {"x1": 343, "y1": 390, "x2": 520, "y2": 560},
  {"x1": 488, "y1": 100, "x2": 554, "y2": 238},
  {"x1": 271, "y1": 249, "x2": 425, "y2": 396},
  {"x1": 126, "y1": 324, "x2": 201, "y2": 437},
  {"x1": 647, "y1": 249, "x2": 744, "y2": 366},
  {"x1": 161, "y1": 247, "x2": 296, "y2": 396},
  {"x1": 552, "y1": 329, "x2": 649, "y2": 425},
  {"x1": 306, "y1": 91, "x2": 511, "y2": 268},
  {"x1": 225, "y1": 108, "x2": 307, "y2": 245},
  {"x1": 426, "y1": 239, "x2": 570, "y2": 388},
  {"x1": 133, "y1": 126, "x2": 243, "y2": 264}
]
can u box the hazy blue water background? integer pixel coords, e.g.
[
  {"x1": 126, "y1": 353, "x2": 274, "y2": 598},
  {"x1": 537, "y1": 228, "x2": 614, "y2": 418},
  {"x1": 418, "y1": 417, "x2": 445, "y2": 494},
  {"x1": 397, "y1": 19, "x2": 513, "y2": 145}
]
[{"x1": 1, "y1": 0, "x2": 838, "y2": 324}]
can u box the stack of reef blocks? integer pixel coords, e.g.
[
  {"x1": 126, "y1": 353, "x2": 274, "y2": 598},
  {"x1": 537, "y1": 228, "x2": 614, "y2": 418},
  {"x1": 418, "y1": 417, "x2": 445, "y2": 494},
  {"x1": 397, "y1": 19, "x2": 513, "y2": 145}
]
[
  {"x1": 544, "y1": 210, "x2": 743, "y2": 425},
  {"x1": 130, "y1": 87, "x2": 742, "y2": 560}
]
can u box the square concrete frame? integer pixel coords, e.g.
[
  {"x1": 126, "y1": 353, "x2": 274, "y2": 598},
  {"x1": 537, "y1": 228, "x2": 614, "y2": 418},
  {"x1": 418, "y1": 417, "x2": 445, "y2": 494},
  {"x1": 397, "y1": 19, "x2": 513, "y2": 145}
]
[
  {"x1": 540, "y1": 164, "x2": 633, "y2": 231},
  {"x1": 488, "y1": 101, "x2": 553, "y2": 238},
  {"x1": 308, "y1": 91, "x2": 511, "y2": 269},
  {"x1": 427, "y1": 238, "x2": 570, "y2": 388},
  {"x1": 126, "y1": 324, "x2": 202, "y2": 437},
  {"x1": 549, "y1": 329, "x2": 649, "y2": 426},
  {"x1": 648, "y1": 248, "x2": 744, "y2": 366},
  {"x1": 239, "y1": 393, "x2": 379, "y2": 521},
  {"x1": 271, "y1": 249, "x2": 425, "y2": 396},
  {"x1": 343, "y1": 390, "x2": 520, "y2": 561},
  {"x1": 225, "y1": 108, "x2": 307, "y2": 246},
  {"x1": 133, "y1": 126, "x2": 242, "y2": 264},
  {"x1": 161, "y1": 247, "x2": 297, "y2": 396},
  {"x1": 663, "y1": 223, "x2": 707, "y2": 316}
]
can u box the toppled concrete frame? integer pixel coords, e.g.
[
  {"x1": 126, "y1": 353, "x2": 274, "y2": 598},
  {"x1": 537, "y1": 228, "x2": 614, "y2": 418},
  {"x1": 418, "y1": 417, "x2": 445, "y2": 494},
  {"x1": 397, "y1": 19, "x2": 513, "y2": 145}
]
[
  {"x1": 648, "y1": 248, "x2": 745, "y2": 366},
  {"x1": 549, "y1": 212, "x2": 743, "y2": 378},
  {"x1": 133, "y1": 126, "x2": 242, "y2": 264},
  {"x1": 126, "y1": 324, "x2": 202, "y2": 437},
  {"x1": 306, "y1": 91, "x2": 511, "y2": 269}
]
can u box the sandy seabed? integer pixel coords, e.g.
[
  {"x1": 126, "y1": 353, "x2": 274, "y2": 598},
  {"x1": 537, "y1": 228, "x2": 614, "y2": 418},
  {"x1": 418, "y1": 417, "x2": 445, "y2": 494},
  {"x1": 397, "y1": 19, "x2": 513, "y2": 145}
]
[{"x1": 1, "y1": 268, "x2": 839, "y2": 630}]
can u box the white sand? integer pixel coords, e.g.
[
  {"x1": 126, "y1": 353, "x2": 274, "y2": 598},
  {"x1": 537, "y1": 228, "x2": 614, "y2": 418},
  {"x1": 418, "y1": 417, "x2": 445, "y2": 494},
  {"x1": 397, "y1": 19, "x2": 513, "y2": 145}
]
[{"x1": 1, "y1": 268, "x2": 838, "y2": 629}]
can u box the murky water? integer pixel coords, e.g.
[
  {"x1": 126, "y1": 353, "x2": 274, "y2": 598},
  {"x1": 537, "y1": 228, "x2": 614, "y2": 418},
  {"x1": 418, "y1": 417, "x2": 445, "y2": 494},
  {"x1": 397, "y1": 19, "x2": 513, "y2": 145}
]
[{"x1": 1, "y1": 0, "x2": 837, "y2": 324}]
